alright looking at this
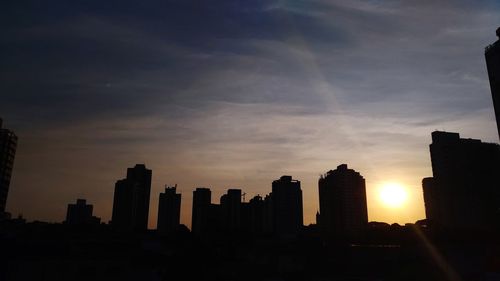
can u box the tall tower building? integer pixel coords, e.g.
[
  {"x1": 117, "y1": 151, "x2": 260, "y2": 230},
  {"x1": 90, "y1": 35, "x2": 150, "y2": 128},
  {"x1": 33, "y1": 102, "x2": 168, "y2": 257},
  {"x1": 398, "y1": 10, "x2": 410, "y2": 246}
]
[
  {"x1": 111, "y1": 164, "x2": 152, "y2": 231},
  {"x1": 157, "y1": 185, "x2": 181, "y2": 234},
  {"x1": 191, "y1": 187, "x2": 211, "y2": 235},
  {"x1": 422, "y1": 177, "x2": 438, "y2": 224},
  {"x1": 245, "y1": 195, "x2": 265, "y2": 234},
  {"x1": 318, "y1": 164, "x2": 368, "y2": 239},
  {"x1": 220, "y1": 189, "x2": 242, "y2": 232},
  {"x1": 271, "y1": 175, "x2": 303, "y2": 237},
  {"x1": 0, "y1": 118, "x2": 17, "y2": 215},
  {"x1": 423, "y1": 131, "x2": 500, "y2": 230},
  {"x1": 485, "y1": 27, "x2": 500, "y2": 139}
]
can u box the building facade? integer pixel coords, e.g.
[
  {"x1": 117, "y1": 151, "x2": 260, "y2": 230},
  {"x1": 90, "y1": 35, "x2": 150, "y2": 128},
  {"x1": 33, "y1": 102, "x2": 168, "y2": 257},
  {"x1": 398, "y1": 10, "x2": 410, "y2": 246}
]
[
  {"x1": 0, "y1": 118, "x2": 17, "y2": 216},
  {"x1": 423, "y1": 131, "x2": 500, "y2": 230},
  {"x1": 245, "y1": 195, "x2": 266, "y2": 234},
  {"x1": 191, "y1": 187, "x2": 211, "y2": 235},
  {"x1": 157, "y1": 185, "x2": 181, "y2": 234},
  {"x1": 485, "y1": 27, "x2": 500, "y2": 139},
  {"x1": 111, "y1": 164, "x2": 152, "y2": 231},
  {"x1": 220, "y1": 189, "x2": 242, "y2": 232},
  {"x1": 271, "y1": 175, "x2": 303, "y2": 237},
  {"x1": 65, "y1": 199, "x2": 100, "y2": 225},
  {"x1": 318, "y1": 164, "x2": 368, "y2": 239}
]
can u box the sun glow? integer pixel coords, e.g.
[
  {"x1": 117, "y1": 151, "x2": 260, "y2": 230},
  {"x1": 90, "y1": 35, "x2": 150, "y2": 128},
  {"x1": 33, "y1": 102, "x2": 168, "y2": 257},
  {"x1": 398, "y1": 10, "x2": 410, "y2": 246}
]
[{"x1": 379, "y1": 182, "x2": 408, "y2": 208}]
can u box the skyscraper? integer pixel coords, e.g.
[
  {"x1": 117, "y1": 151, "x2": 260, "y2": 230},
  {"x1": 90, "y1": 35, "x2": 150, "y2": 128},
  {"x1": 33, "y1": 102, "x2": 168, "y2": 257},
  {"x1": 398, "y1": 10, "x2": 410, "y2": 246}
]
[
  {"x1": 245, "y1": 195, "x2": 266, "y2": 234},
  {"x1": 0, "y1": 118, "x2": 17, "y2": 216},
  {"x1": 423, "y1": 131, "x2": 500, "y2": 230},
  {"x1": 220, "y1": 189, "x2": 242, "y2": 232},
  {"x1": 111, "y1": 164, "x2": 152, "y2": 231},
  {"x1": 485, "y1": 27, "x2": 500, "y2": 139},
  {"x1": 318, "y1": 164, "x2": 368, "y2": 239},
  {"x1": 65, "y1": 199, "x2": 101, "y2": 225},
  {"x1": 191, "y1": 187, "x2": 211, "y2": 235},
  {"x1": 157, "y1": 185, "x2": 181, "y2": 234},
  {"x1": 271, "y1": 175, "x2": 303, "y2": 237},
  {"x1": 263, "y1": 193, "x2": 274, "y2": 234},
  {"x1": 422, "y1": 177, "x2": 438, "y2": 225}
]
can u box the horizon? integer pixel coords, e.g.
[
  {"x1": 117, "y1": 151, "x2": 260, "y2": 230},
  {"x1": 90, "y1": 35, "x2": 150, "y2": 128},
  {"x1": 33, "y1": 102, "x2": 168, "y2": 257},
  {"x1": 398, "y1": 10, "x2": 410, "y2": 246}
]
[{"x1": 1, "y1": 1, "x2": 500, "y2": 229}]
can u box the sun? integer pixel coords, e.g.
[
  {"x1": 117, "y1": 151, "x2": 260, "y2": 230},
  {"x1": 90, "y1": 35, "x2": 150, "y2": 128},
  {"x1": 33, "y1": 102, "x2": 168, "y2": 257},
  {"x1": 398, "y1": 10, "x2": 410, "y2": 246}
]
[{"x1": 379, "y1": 182, "x2": 408, "y2": 208}]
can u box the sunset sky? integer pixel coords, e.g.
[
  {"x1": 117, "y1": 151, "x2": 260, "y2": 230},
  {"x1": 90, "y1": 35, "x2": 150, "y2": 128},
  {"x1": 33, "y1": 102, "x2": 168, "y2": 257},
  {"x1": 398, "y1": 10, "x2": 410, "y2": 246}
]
[{"x1": 1, "y1": 0, "x2": 499, "y2": 228}]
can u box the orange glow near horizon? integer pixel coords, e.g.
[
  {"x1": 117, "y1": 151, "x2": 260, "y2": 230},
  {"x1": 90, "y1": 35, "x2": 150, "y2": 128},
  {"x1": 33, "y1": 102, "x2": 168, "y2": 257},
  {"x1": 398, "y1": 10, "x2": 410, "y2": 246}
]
[
  {"x1": 365, "y1": 176, "x2": 426, "y2": 226},
  {"x1": 378, "y1": 182, "x2": 408, "y2": 208}
]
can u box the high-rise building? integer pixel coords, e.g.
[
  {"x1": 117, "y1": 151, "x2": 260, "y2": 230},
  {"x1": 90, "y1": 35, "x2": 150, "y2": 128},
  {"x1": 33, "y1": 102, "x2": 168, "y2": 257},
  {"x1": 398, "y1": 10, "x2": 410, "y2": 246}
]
[
  {"x1": 271, "y1": 175, "x2": 303, "y2": 237},
  {"x1": 263, "y1": 193, "x2": 274, "y2": 234},
  {"x1": 111, "y1": 164, "x2": 152, "y2": 231},
  {"x1": 0, "y1": 118, "x2": 17, "y2": 215},
  {"x1": 318, "y1": 164, "x2": 368, "y2": 239},
  {"x1": 423, "y1": 131, "x2": 500, "y2": 230},
  {"x1": 245, "y1": 195, "x2": 266, "y2": 234},
  {"x1": 485, "y1": 27, "x2": 500, "y2": 139},
  {"x1": 157, "y1": 185, "x2": 181, "y2": 234},
  {"x1": 191, "y1": 187, "x2": 211, "y2": 235},
  {"x1": 422, "y1": 177, "x2": 438, "y2": 224},
  {"x1": 220, "y1": 189, "x2": 242, "y2": 232},
  {"x1": 65, "y1": 199, "x2": 101, "y2": 225}
]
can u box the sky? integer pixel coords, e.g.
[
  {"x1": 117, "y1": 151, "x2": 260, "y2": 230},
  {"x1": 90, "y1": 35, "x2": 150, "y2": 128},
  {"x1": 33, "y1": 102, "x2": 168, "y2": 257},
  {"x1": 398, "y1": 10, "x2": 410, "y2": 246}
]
[{"x1": 1, "y1": 0, "x2": 499, "y2": 228}]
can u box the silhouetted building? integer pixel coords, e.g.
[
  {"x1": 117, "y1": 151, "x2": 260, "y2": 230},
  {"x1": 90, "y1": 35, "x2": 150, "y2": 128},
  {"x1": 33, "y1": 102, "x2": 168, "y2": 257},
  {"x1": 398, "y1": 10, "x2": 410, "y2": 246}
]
[
  {"x1": 207, "y1": 203, "x2": 223, "y2": 234},
  {"x1": 318, "y1": 164, "x2": 368, "y2": 239},
  {"x1": 422, "y1": 177, "x2": 437, "y2": 225},
  {"x1": 0, "y1": 118, "x2": 17, "y2": 216},
  {"x1": 485, "y1": 27, "x2": 500, "y2": 139},
  {"x1": 271, "y1": 175, "x2": 303, "y2": 237},
  {"x1": 157, "y1": 185, "x2": 181, "y2": 234},
  {"x1": 65, "y1": 199, "x2": 100, "y2": 225},
  {"x1": 423, "y1": 131, "x2": 500, "y2": 230},
  {"x1": 263, "y1": 193, "x2": 274, "y2": 233},
  {"x1": 245, "y1": 195, "x2": 266, "y2": 234},
  {"x1": 220, "y1": 189, "x2": 242, "y2": 232},
  {"x1": 191, "y1": 187, "x2": 211, "y2": 235},
  {"x1": 111, "y1": 164, "x2": 152, "y2": 231}
]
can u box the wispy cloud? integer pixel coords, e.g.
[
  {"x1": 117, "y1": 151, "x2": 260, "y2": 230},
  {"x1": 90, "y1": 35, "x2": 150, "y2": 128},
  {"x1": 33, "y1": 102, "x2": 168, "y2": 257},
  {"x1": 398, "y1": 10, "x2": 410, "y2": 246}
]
[{"x1": 1, "y1": 0, "x2": 498, "y2": 226}]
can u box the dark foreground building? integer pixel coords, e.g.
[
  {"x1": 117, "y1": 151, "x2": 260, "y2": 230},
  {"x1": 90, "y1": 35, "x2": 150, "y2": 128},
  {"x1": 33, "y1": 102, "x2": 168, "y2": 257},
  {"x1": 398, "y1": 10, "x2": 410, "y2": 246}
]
[
  {"x1": 318, "y1": 164, "x2": 368, "y2": 239},
  {"x1": 0, "y1": 118, "x2": 17, "y2": 217},
  {"x1": 485, "y1": 27, "x2": 500, "y2": 139},
  {"x1": 220, "y1": 189, "x2": 242, "y2": 232},
  {"x1": 271, "y1": 175, "x2": 303, "y2": 237},
  {"x1": 65, "y1": 199, "x2": 101, "y2": 225},
  {"x1": 423, "y1": 131, "x2": 500, "y2": 231},
  {"x1": 157, "y1": 185, "x2": 181, "y2": 234},
  {"x1": 111, "y1": 164, "x2": 152, "y2": 231},
  {"x1": 191, "y1": 187, "x2": 211, "y2": 235}
]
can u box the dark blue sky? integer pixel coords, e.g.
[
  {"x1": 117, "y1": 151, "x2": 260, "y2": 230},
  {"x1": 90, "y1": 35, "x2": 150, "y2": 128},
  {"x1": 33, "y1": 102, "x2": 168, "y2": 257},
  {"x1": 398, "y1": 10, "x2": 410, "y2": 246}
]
[{"x1": 1, "y1": 0, "x2": 499, "y2": 227}]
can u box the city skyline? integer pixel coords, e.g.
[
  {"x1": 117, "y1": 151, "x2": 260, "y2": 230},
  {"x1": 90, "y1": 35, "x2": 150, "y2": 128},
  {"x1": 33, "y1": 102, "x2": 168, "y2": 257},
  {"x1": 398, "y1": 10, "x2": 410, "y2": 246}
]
[{"x1": 1, "y1": 1, "x2": 500, "y2": 228}]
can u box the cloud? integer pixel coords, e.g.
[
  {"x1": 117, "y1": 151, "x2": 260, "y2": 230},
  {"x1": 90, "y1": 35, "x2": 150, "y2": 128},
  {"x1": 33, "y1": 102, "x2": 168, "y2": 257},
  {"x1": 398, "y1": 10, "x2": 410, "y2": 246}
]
[{"x1": 1, "y1": 0, "x2": 499, "y2": 226}]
